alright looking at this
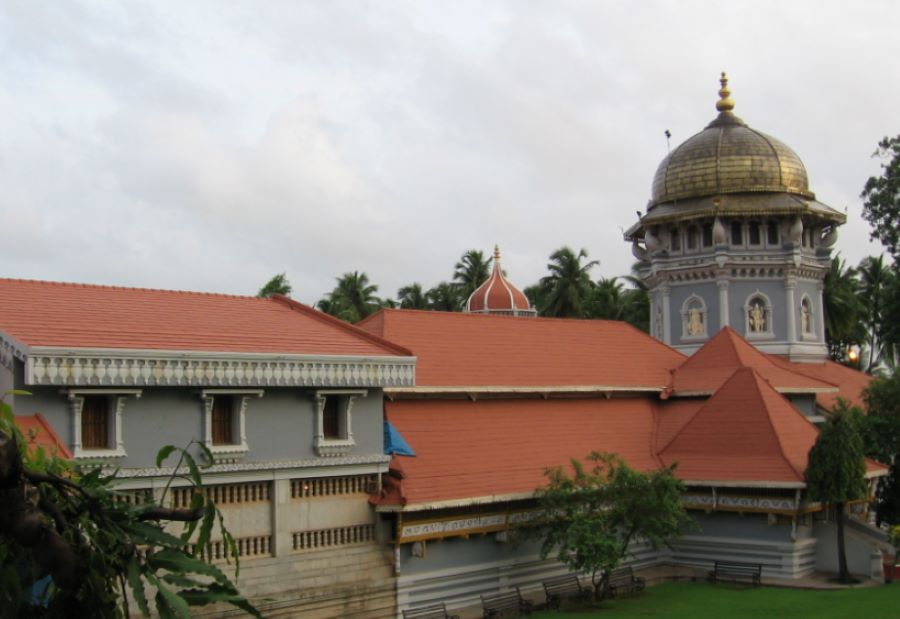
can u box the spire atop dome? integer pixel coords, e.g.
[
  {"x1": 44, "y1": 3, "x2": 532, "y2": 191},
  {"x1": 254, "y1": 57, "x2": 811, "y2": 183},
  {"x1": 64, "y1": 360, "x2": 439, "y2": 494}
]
[
  {"x1": 715, "y1": 71, "x2": 734, "y2": 113},
  {"x1": 465, "y1": 246, "x2": 536, "y2": 317}
]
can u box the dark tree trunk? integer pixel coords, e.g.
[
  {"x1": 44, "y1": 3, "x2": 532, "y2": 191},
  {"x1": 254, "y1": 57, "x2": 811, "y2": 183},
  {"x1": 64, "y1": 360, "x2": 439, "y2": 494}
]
[{"x1": 836, "y1": 501, "x2": 851, "y2": 583}]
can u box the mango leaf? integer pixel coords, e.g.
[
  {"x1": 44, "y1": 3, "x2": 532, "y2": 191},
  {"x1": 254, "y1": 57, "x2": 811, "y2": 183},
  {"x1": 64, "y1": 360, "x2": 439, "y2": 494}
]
[
  {"x1": 194, "y1": 502, "x2": 216, "y2": 560},
  {"x1": 121, "y1": 521, "x2": 185, "y2": 548},
  {"x1": 217, "y1": 509, "x2": 240, "y2": 578},
  {"x1": 179, "y1": 584, "x2": 263, "y2": 618},
  {"x1": 194, "y1": 440, "x2": 215, "y2": 468},
  {"x1": 161, "y1": 572, "x2": 206, "y2": 588},
  {"x1": 126, "y1": 557, "x2": 150, "y2": 616},
  {"x1": 156, "y1": 445, "x2": 178, "y2": 468},
  {"x1": 147, "y1": 548, "x2": 229, "y2": 584},
  {"x1": 181, "y1": 449, "x2": 203, "y2": 489},
  {"x1": 156, "y1": 584, "x2": 191, "y2": 619}
]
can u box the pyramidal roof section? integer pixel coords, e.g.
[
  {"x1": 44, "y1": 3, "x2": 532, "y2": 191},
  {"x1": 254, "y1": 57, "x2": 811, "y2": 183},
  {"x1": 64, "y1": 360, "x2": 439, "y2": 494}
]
[
  {"x1": 659, "y1": 366, "x2": 821, "y2": 484},
  {"x1": 668, "y1": 327, "x2": 836, "y2": 396}
]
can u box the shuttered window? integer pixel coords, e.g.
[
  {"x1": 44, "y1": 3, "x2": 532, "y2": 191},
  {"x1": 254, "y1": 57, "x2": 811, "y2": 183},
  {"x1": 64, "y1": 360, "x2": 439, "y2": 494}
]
[
  {"x1": 81, "y1": 396, "x2": 109, "y2": 449},
  {"x1": 212, "y1": 396, "x2": 234, "y2": 445}
]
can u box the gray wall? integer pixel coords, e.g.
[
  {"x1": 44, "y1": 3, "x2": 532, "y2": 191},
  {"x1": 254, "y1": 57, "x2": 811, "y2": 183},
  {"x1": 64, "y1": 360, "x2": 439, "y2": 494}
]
[
  {"x1": 670, "y1": 282, "x2": 719, "y2": 346},
  {"x1": 728, "y1": 280, "x2": 787, "y2": 341},
  {"x1": 14, "y1": 385, "x2": 385, "y2": 468}
]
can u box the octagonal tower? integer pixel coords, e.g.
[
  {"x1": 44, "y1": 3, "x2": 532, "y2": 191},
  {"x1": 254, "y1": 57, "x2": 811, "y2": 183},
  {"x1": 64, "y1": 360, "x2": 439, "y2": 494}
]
[{"x1": 625, "y1": 74, "x2": 845, "y2": 362}]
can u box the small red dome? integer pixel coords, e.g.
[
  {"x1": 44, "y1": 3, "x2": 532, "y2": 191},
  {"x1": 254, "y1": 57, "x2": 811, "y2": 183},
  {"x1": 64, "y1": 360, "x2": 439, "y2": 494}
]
[{"x1": 465, "y1": 246, "x2": 536, "y2": 316}]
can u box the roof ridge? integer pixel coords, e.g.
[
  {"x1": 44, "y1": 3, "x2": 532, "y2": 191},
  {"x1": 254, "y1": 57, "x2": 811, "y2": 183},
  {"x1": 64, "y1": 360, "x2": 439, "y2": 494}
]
[
  {"x1": 270, "y1": 295, "x2": 414, "y2": 357},
  {"x1": 0, "y1": 277, "x2": 261, "y2": 300},
  {"x1": 744, "y1": 369, "x2": 804, "y2": 481}
]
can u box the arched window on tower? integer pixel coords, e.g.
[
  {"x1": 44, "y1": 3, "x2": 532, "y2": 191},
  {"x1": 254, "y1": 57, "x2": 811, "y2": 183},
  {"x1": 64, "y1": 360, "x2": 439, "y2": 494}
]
[
  {"x1": 681, "y1": 295, "x2": 707, "y2": 340},
  {"x1": 800, "y1": 296, "x2": 815, "y2": 339},
  {"x1": 744, "y1": 292, "x2": 774, "y2": 338}
]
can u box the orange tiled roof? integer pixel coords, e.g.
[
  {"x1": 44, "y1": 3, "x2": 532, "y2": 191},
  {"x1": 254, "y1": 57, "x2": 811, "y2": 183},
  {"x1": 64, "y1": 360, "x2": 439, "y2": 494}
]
[
  {"x1": 0, "y1": 278, "x2": 410, "y2": 357},
  {"x1": 669, "y1": 327, "x2": 836, "y2": 395},
  {"x1": 659, "y1": 367, "x2": 821, "y2": 484},
  {"x1": 358, "y1": 309, "x2": 685, "y2": 388},
  {"x1": 768, "y1": 356, "x2": 872, "y2": 411},
  {"x1": 381, "y1": 398, "x2": 662, "y2": 507},
  {"x1": 14, "y1": 414, "x2": 72, "y2": 459}
]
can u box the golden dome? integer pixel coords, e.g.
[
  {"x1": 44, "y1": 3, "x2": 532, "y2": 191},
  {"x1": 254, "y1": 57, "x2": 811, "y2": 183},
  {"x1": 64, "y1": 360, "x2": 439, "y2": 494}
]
[{"x1": 650, "y1": 73, "x2": 814, "y2": 208}]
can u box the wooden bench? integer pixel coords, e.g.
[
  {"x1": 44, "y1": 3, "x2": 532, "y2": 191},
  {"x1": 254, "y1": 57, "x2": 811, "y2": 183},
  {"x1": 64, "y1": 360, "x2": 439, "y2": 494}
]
[
  {"x1": 481, "y1": 587, "x2": 533, "y2": 618},
  {"x1": 402, "y1": 602, "x2": 460, "y2": 619},
  {"x1": 542, "y1": 574, "x2": 590, "y2": 609},
  {"x1": 708, "y1": 560, "x2": 762, "y2": 586},
  {"x1": 607, "y1": 566, "x2": 645, "y2": 597}
]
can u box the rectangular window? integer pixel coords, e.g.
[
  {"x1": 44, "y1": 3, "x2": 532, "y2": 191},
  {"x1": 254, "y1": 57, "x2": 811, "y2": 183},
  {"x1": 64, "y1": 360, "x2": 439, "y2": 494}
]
[
  {"x1": 686, "y1": 226, "x2": 698, "y2": 250},
  {"x1": 702, "y1": 223, "x2": 713, "y2": 248},
  {"x1": 212, "y1": 396, "x2": 234, "y2": 445},
  {"x1": 748, "y1": 221, "x2": 761, "y2": 246},
  {"x1": 670, "y1": 228, "x2": 681, "y2": 251},
  {"x1": 730, "y1": 221, "x2": 743, "y2": 246},
  {"x1": 81, "y1": 396, "x2": 109, "y2": 449},
  {"x1": 767, "y1": 221, "x2": 779, "y2": 245},
  {"x1": 322, "y1": 396, "x2": 340, "y2": 439}
]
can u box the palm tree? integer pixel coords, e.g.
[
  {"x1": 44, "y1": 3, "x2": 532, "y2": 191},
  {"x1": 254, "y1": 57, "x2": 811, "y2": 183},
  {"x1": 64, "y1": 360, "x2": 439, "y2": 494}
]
[
  {"x1": 588, "y1": 277, "x2": 626, "y2": 320},
  {"x1": 317, "y1": 271, "x2": 382, "y2": 323},
  {"x1": 426, "y1": 282, "x2": 463, "y2": 312},
  {"x1": 397, "y1": 283, "x2": 429, "y2": 310},
  {"x1": 823, "y1": 255, "x2": 864, "y2": 363},
  {"x1": 257, "y1": 273, "x2": 292, "y2": 298},
  {"x1": 453, "y1": 250, "x2": 492, "y2": 301},
  {"x1": 859, "y1": 255, "x2": 894, "y2": 370},
  {"x1": 538, "y1": 247, "x2": 599, "y2": 318}
]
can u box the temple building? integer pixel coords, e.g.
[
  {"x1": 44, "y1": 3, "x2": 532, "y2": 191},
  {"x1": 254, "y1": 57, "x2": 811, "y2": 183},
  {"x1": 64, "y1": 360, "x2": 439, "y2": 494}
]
[
  {"x1": 0, "y1": 75, "x2": 891, "y2": 618},
  {"x1": 625, "y1": 73, "x2": 844, "y2": 362}
]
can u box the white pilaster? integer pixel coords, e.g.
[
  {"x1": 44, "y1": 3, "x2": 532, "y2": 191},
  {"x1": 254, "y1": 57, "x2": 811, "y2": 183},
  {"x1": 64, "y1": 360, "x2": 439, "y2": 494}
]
[
  {"x1": 717, "y1": 279, "x2": 729, "y2": 329},
  {"x1": 661, "y1": 285, "x2": 672, "y2": 344}
]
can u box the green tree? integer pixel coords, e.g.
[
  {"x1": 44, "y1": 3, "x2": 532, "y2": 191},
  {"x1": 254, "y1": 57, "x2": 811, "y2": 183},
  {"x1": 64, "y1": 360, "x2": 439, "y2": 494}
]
[
  {"x1": 0, "y1": 394, "x2": 259, "y2": 618},
  {"x1": 531, "y1": 452, "x2": 691, "y2": 598},
  {"x1": 397, "y1": 283, "x2": 429, "y2": 310},
  {"x1": 317, "y1": 271, "x2": 382, "y2": 323},
  {"x1": 823, "y1": 255, "x2": 864, "y2": 363},
  {"x1": 587, "y1": 277, "x2": 626, "y2": 321},
  {"x1": 861, "y1": 135, "x2": 900, "y2": 261},
  {"x1": 860, "y1": 374, "x2": 900, "y2": 525},
  {"x1": 805, "y1": 401, "x2": 869, "y2": 583},
  {"x1": 538, "y1": 247, "x2": 598, "y2": 318},
  {"x1": 425, "y1": 282, "x2": 463, "y2": 312},
  {"x1": 257, "y1": 273, "x2": 292, "y2": 298},
  {"x1": 453, "y1": 250, "x2": 492, "y2": 302}
]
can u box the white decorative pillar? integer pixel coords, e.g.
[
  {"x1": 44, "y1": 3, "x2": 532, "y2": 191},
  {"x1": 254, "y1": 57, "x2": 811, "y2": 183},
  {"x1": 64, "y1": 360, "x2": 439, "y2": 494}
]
[
  {"x1": 661, "y1": 284, "x2": 672, "y2": 344},
  {"x1": 785, "y1": 278, "x2": 797, "y2": 342},
  {"x1": 717, "y1": 279, "x2": 729, "y2": 329},
  {"x1": 816, "y1": 281, "x2": 827, "y2": 342}
]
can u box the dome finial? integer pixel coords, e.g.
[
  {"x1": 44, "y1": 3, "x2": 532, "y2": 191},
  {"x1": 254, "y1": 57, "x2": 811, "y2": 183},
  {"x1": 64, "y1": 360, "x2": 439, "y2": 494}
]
[
  {"x1": 493, "y1": 244, "x2": 501, "y2": 263},
  {"x1": 716, "y1": 71, "x2": 735, "y2": 113}
]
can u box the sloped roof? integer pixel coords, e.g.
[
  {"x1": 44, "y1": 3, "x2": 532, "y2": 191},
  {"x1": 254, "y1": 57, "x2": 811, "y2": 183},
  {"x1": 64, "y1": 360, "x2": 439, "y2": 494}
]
[
  {"x1": 14, "y1": 414, "x2": 72, "y2": 459},
  {"x1": 659, "y1": 367, "x2": 821, "y2": 484},
  {"x1": 358, "y1": 309, "x2": 685, "y2": 389},
  {"x1": 0, "y1": 278, "x2": 409, "y2": 357},
  {"x1": 380, "y1": 398, "x2": 662, "y2": 508},
  {"x1": 768, "y1": 356, "x2": 872, "y2": 411},
  {"x1": 669, "y1": 327, "x2": 836, "y2": 396}
]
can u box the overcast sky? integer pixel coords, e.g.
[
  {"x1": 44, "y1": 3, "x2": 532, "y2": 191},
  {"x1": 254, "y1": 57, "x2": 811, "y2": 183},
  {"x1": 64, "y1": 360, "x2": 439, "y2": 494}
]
[{"x1": 2, "y1": 1, "x2": 898, "y2": 305}]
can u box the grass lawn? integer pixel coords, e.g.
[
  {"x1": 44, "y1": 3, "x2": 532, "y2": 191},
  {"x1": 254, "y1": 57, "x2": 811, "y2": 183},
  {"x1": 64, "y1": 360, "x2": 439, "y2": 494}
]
[{"x1": 535, "y1": 581, "x2": 900, "y2": 619}]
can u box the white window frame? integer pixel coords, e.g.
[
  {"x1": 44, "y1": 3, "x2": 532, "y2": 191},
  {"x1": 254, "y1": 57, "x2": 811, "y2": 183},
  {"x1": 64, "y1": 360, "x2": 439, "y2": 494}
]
[
  {"x1": 67, "y1": 388, "x2": 142, "y2": 460},
  {"x1": 680, "y1": 294, "x2": 708, "y2": 341},
  {"x1": 313, "y1": 389, "x2": 367, "y2": 457},
  {"x1": 200, "y1": 389, "x2": 264, "y2": 462},
  {"x1": 744, "y1": 291, "x2": 775, "y2": 340}
]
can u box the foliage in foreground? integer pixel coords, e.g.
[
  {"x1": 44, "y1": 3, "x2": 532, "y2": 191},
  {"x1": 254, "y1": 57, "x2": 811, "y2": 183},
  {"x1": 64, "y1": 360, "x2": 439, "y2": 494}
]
[
  {"x1": 529, "y1": 452, "x2": 692, "y2": 598},
  {"x1": 805, "y1": 400, "x2": 869, "y2": 583},
  {"x1": 0, "y1": 395, "x2": 260, "y2": 618}
]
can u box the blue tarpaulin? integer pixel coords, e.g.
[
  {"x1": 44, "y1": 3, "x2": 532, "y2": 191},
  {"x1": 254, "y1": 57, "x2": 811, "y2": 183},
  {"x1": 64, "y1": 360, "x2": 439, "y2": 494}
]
[{"x1": 383, "y1": 420, "x2": 415, "y2": 456}]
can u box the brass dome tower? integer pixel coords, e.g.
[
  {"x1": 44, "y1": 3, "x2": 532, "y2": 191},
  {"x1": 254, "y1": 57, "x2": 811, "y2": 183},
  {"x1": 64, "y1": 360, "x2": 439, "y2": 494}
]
[{"x1": 626, "y1": 74, "x2": 845, "y2": 362}]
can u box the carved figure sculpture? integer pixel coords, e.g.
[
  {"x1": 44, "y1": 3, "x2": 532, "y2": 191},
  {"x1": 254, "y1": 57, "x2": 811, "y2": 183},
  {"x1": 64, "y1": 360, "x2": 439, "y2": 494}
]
[
  {"x1": 687, "y1": 307, "x2": 704, "y2": 336},
  {"x1": 749, "y1": 301, "x2": 767, "y2": 333}
]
